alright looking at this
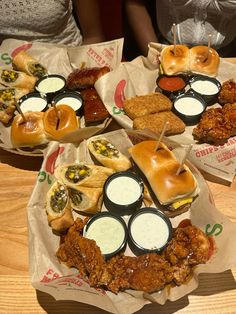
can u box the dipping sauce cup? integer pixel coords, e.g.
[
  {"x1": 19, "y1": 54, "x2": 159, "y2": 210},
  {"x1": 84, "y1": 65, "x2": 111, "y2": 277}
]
[
  {"x1": 103, "y1": 171, "x2": 144, "y2": 216},
  {"x1": 18, "y1": 92, "x2": 48, "y2": 113},
  {"x1": 189, "y1": 75, "x2": 221, "y2": 106},
  {"x1": 173, "y1": 92, "x2": 207, "y2": 125},
  {"x1": 84, "y1": 212, "x2": 128, "y2": 259},
  {"x1": 35, "y1": 74, "x2": 66, "y2": 103},
  {"x1": 52, "y1": 90, "x2": 83, "y2": 117},
  {"x1": 156, "y1": 74, "x2": 188, "y2": 100},
  {"x1": 128, "y1": 207, "x2": 172, "y2": 255}
]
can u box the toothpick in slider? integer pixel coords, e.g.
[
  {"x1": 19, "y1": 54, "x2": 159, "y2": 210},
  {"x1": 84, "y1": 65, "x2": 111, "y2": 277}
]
[
  {"x1": 207, "y1": 34, "x2": 212, "y2": 60},
  {"x1": 52, "y1": 103, "x2": 60, "y2": 130},
  {"x1": 155, "y1": 121, "x2": 169, "y2": 151},
  {"x1": 15, "y1": 102, "x2": 26, "y2": 123},
  {"x1": 176, "y1": 144, "x2": 193, "y2": 176},
  {"x1": 172, "y1": 23, "x2": 177, "y2": 55}
]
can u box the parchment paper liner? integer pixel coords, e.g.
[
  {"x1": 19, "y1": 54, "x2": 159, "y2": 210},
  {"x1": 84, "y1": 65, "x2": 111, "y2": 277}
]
[{"x1": 27, "y1": 129, "x2": 236, "y2": 314}]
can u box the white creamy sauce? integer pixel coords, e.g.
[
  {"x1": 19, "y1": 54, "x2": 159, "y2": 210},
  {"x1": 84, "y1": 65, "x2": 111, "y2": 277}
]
[
  {"x1": 174, "y1": 97, "x2": 204, "y2": 115},
  {"x1": 106, "y1": 176, "x2": 141, "y2": 205},
  {"x1": 20, "y1": 97, "x2": 47, "y2": 113},
  {"x1": 85, "y1": 216, "x2": 125, "y2": 255},
  {"x1": 191, "y1": 80, "x2": 219, "y2": 95},
  {"x1": 56, "y1": 96, "x2": 82, "y2": 111},
  {"x1": 131, "y1": 213, "x2": 169, "y2": 250},
  {"x1": 37, "y1": 77, "x2": 65, "y2": 93}
]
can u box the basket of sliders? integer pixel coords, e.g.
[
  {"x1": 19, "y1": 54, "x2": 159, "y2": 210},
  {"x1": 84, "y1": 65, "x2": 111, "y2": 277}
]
[{"x1": 26, "y1": 128, "x2": 236, "y2": 314}]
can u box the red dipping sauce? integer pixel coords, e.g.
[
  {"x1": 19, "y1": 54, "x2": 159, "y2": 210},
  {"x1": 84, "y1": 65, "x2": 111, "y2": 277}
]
[{"x1": 158, "y1": 76, "x2": 186, "y2": 92}]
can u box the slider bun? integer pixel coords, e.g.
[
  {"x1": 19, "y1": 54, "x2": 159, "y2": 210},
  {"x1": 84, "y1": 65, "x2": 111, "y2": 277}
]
[
  {"x1": 151, "y1": 161, "x2": 198, "y2": 204},
  {"x1": 87, "y1": 136, "x2": 131, "y2": 171},
  {"x1": 128, "y1": 140, "x2": 198, "y2": 204},
  {"x1": 11, "y1": 111, "x2": 48, "y2": 147},
  {"x1": 189, "y1": 46, "x2": 220, "y2": 77},
  {"x1": 128, "y1": 140, "x2": 176, "y2": 169},
  {"x1": 43, "y1": 104, "x2": 79, "y2": 141},
  {"x1": 160, "y1": 45, "x2": 190, "y2": 75}
]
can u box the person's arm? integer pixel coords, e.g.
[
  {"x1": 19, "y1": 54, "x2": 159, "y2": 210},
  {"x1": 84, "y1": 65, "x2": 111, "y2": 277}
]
[
  {"x1": 125, "y1": 0, "x2": 158, "y2": 56},
  {"x1": 73, "y1": 0, "x2": 106, "y2": 44}
]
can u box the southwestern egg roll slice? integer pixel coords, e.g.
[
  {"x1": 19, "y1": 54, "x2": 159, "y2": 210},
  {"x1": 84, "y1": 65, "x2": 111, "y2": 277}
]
[
  {"x1": 0, "y1": 87, "x2": 29, "y2": 124},
  {"x1": 87, "y1": 136, "x2": 131, "y2": 171},
  {"x1": 68, "y1": 186, "x2": 103, "y2": 214},
  {"x1": 54, "y1": 163, "x2": 114, "y2": 188},
  {"x1": 12, "y1": 51, "x2": 47, "y2": 78},
  {"x1": 0, "y1": 68, "x2": 37, "y2": 91},
  {"x1": 46, "y1": 180, "x2": 74, "y2": 233}
]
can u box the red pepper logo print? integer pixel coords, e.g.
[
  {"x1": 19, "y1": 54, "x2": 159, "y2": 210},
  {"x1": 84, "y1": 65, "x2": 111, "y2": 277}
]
[{"x1": 113, "y1": 79, "x2": 126, "y2": 114}]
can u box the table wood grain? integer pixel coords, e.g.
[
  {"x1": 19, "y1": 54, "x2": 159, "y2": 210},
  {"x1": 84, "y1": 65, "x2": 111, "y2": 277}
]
[{"x1": 1, "y1": 58, "x2": 236, "y2": 314}]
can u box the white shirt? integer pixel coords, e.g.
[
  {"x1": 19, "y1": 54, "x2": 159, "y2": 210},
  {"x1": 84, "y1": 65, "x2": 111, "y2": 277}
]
[{"x1": 156, "y1": 0, "x2": 236, "y2": 48}]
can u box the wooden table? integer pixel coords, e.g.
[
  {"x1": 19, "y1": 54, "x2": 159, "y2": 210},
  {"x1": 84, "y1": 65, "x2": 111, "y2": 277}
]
[{"x1": 1, "y1": 59, "x2": 236, "y2": 314}]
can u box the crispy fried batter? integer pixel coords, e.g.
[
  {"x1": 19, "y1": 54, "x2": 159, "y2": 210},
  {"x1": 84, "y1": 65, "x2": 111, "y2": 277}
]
[
  {"x1": 56, "y1": 218, "x2": 211, "y2": 294},
  {"x1": 192, "y1": 103, "x2": 236, "y2": 144},
  {"x1": 123, "y1": 92, "x2": 172, "y2": 120},
  {"x1": 218, "y1": 79, "x2": 236, "y2": 105}
]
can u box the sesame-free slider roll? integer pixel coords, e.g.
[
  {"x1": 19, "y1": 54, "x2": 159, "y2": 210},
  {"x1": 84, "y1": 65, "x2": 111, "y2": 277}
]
[
  {"x1": 189, "y1": 45, "x2": 220, "y2": 77},
  {"x1": 43, "y1": 104, "x2": 79, "y2": 141},
  {"x1": 160, "y1": 44, "x2": 190, "y2": 75},
  {"x1": 128, "y1": 140, "x2": 199, "y2": 217},
  {"x1": 10, "y1": 111, "x2": 48, "y2": 147}
]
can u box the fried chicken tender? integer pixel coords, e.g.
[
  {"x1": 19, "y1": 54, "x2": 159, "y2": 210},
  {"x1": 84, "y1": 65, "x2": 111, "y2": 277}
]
[
  {"x1": 56, "y1": 218, "x2": 211, "y2": 294},
  {"x1": 218, "y1": 79, "x2": 236, "y2": 105},
  {"x1": 106, "y1": 253, "x2": 173, "y2": 293},
  {"x1": 163, "y1": 225, "x2": 210, "y2": 285},
  {"x1": 193, "y1": 103, "x2": 236, "y2": 145}
]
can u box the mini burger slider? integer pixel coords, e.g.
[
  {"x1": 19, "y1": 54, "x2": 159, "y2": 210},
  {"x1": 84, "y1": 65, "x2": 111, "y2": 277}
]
[
  {"x1": 189, "y1": 45, "x2": 220, "y2": 77},
  {"x1": 160, "y1": 44, "x2": 220, "y2": 77},
  {"x1": 11, "y1": 111, "x2": 48, "y2": 147},
  {"x1": 128, "y1": 140, "x2": 199, "y2": 217},
  {"x1": 43, "y1": 104, "x2": 79, "y2": 141},
  {"x1": 160, "y1": 44, "x2": 190, "y2": 75}
]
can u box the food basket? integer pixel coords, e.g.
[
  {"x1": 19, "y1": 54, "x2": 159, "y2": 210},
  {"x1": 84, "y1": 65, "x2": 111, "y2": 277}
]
[{"x1": 27, "y1": 129, "x2": 236, "y2": 314}]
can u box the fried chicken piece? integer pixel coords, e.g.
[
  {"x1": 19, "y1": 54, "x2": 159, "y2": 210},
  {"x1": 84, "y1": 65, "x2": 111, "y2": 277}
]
[
  {"x1": 106, "y1": 253, "x2": 173, "y2": 293},
  {"x1": 163, "y1": 225, "x2": 210, "y2": 285},
  {"x1": 218, "y1": 79, "x2": 236, "y2": 105},
  {"x1": 57, "y1": 217, "x2": 112, "y2": 285},
  {"x1": 192, "y1": 103, "x2": 236, "y2": 145},
  {"x1": 164, "y1": 225, "x2": 210, "y2": 265},
  {"x1": 56, "y1": 218, "x2": 211, "y2": 294}
]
